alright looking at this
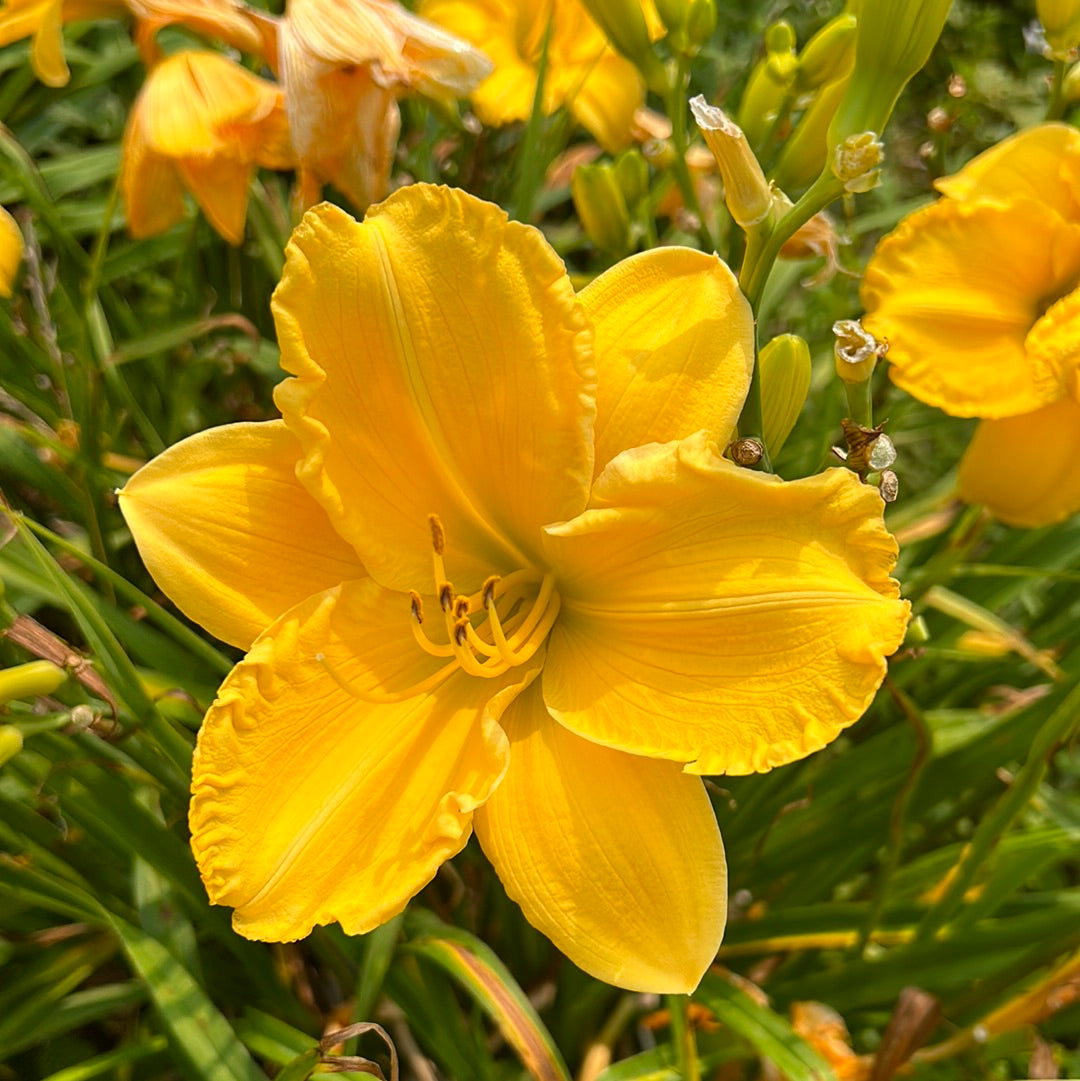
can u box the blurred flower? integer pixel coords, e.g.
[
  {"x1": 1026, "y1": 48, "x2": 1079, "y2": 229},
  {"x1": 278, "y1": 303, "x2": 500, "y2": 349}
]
[
  {"x1": 0, "y1": 0, "x2": 127, "y2": 86},
  {"x1": 279, "y1": 0, "x2": 492, "y2": 209},
  {"x1": 1038, "y1": 0, "x2": 1080, "y2": 54},
  {"x1": 120, "y1": 184, "x2": 907, "y2": 992},
  {"x1": 128, "y1": 0, "x2": 276, "y2": 66},
  {"x1": 862, "y1": 123, "x2": 1080, "y2": 526},
  {"x1": 0, "y1": 206, "x2": 22, "y2": 297},
  {"x1": 120, "y1": 50, "x2": 293, "y2": 244},
  {"x1": 419, "y1": 0, "x2": 661, "y2": 151}
]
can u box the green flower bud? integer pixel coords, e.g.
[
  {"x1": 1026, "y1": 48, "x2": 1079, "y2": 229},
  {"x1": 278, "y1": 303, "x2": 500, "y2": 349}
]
[
  {"x1": 772, "y1": 74, "x2": 850, "y2": 191},
  {"x1": 1064, "y1": 60, "x2": 1080, "y2": 102},
  {"x1": 759, "y1": 334, "x2": 811, "y2": 455},
  {"x1": 614, "y1": 148, "x2": 650, "y2": 209},
  {"x1": 579, "y1": 0, "x2": 667, "y2": 92},
  {"x1": 737, "y1": 21, "x2": 797, "y2": 145},
  {"x1": 0, "y1": 660, "x2": 67, "y2": 705},
  {"x1": 1038, "y1": 0, "x2": 1080, "y2": 54},
  {"x1": 684, "y1": 0, "x2": 717, "y2": 49},
  {"x1": 828, "y1": 0, "x2": 953, "y2": 145},
  {"x1": 690, "y1": 96, "x2": 773, "y2": 229},
  {"x1": 571, "y1": 162, "x2": 632, "y2": 256},
  {"x1": 0, "y1": 726, "x2": 22, "y2": 768},
  {"x1": 796, "y1": 13, "x2": 857, "y2": 91}
]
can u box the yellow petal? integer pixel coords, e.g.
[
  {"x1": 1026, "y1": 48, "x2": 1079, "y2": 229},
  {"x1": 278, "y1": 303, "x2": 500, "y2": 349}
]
[
  {"x1": 120, "y1": 110, "x2": 188, "y2": 238},
  {"x1": 474, "y1": 684, "x2": 726, "y2": 993},
  {"x1": 272, "y1": 187, "x2": 595, "y2": 594},
  {"x1": 119, "y1": 421, "x2": 366, "y2": 650},
  {"x1": 957, "y1": 399, "x2": 1080, "y2": 527},
  {"x1": 541, "y1": 433, "x2": 910, "y2": 775},
  {"x1": 128, "y1": 0, "x2": 267, "y2": 57},
  {"x1": 280, "y1": 27, "x2": 400, "y2": 208},
  {"x1": 862, "y1": 198, "x2": 1080, "y2": 418},
  {"x1": 1026, "y1": 284, "x2": 1080, "y2": 402},
  {"x1": 176, "y1": 156, "x2": 253, "y2": 245},
  {"x1": 580, "y1": 246, "x2": 753, "y2": 473},
  {"x1": 0, "y1": 206, "x2": 23, "y2": 298},
  {"x1": 191, "y1": 579, "x2": 525, "y2": 940},
  {"x1": 567, "y1": 49, "x2": 643, "y2": 152},
  {"x1": 31, "y1": 0, "x2": 68, "y2": 87},
  {"x1": 934, "y1": 123, "x2": 1080, "y2": 218}
]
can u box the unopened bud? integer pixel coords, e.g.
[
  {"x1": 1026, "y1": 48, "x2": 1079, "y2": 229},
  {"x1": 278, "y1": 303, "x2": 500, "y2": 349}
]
[
  {"x1": 684, "y1": 0, "x2": 717, "y2": 49},
  {"x1": 771, "y1": 75, "x2": 850, "y2": 191},
  {"x1": 833, "y1": 318, "x2": 885, "y2": 383},
  {"x1": 1064, "y1": 60, "x2": 1080, "y2": 101},
  {"x1": 759, "y1": 334, "x2": 811, "y2": 455},
  {"x1": 571, "y1": 162, "x2": 631, "y2": 255},
  {"x1": 614, "y1": 148, "x2": 650, "y2": 208},
  {"x1": 831, "y1": 131, "x2": 885, "y2": 193},
  {"x1": 0, "y1": 206, "x2": 23, "y2": 299},
  {"x1": 0, "y1": 725, "x2": 22, "y2": 767},
  {"x1": 642, "y1": 137, "x2": 676, "y2": 169},
  {"x1": 1038, "y1": 0, "x2": 1080, "y2": 54},
  {"x1": 0, "y1": 660, "x2": 67, "y2": 705},
  {"x1": 796, "y1": 13, "x2": 857, "y2": 91},
  {"x1": 737, "y1": 21, "x2": 797, "y2": 145},
  {"x1": 828, "y1": 0, "x2": 953, "y2": 145},
  {"x1": 690, "y1": 97, "x2": 773, "y2": 228}
]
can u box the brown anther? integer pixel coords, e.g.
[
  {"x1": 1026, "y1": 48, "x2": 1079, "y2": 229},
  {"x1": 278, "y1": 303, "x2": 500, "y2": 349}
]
[
  {"x1": 482, "y1": 576, "x2": 500, "y2": 608},
  {"x1": 428, "y1": 513, "x2": 446, "y2": 556},
  {"x1": 453, "y1": 595, "x2": 470, "y2": 620},
  {"x1": 409, "y1": 590, "x2": 424, "y2": 623},
  {"x1": 453, "y1": 620, "x2": 469, "y2": 647},
  {"x1": 438, "y1": 582, "x2": 454, "y2": 611},
  {"x1": 728, "y1": 437, "x2": 764, "y2": 468}
]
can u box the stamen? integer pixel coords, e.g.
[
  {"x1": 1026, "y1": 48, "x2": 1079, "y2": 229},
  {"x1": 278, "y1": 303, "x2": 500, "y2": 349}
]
[
  {"x1": 410, "y1": 615, "x2": 455, "y2": 658},
  {"x1": 316, "y1": 651, "x2": 456, "y2": 703},
  {"x1": 438, "y1": 582, "x2": 454, "y2": 611},
  {"x1": 486, "y1": 573, "x2": 559, "y2": 666},
  {"x1": 453, "y1": 595, "x2": 471, "y2": 620},
  {"x1": 428, "y1": 514, "x2": 446, "y2": 555},
  {"x1": 482, "y1": 576, "x2": 500, "y2": 608},
  {"x1": 409, "y1": 590, "x2": 424, "y2": 623}
]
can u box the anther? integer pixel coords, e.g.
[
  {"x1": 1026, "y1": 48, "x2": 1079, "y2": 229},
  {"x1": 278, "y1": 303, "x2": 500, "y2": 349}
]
[
  {"x1": 453, "y1": 595, "x2": 470, "y2": 620},
  {"x1": 409, "y1": 590, "x2": 424, "y2": 623},
  {"x1": 482, "y1": 576, "x2": 500, "y2": 608},
  {"x1": 439, "y1": 582, "x2": 454, "y2": 611},
  {"x1": 453, "y1": 620, "x2": 470, "y2": 647},
  {"x1": 428, "y1": 514, "x2": 446, "y2": 556}
]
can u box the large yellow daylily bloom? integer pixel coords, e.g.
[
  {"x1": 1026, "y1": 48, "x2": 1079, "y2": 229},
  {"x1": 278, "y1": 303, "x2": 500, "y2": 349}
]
[
  {"x1": 120, "y1": 184, "x2": 908, "y2": 992},
  {"x1": 419, "y1": 0, "x2": 658, "y2": 151},
  {"x1": 120, "y1": 51, "x2": 293, "y2": 245},
  {"x1": 862, "y1": 123, "x2": 1080, "y2": 527},
  {"x1": 0, "y1": 0, "x2": 126, "y2": 86},
  {"x1": 279, "y1": 0, "x2": 492, "y2": 209}
]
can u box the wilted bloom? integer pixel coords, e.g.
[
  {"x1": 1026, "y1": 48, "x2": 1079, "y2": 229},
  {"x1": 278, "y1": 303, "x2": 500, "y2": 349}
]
[
  {"x1": 420, "y1": 0, "x2": 660, "y2": 151},
  {"x1": 280, "y1": 0, "x2": 491, "y2": 209},
  {"x1": 128, "y1": 0, "x2": 275, "y2": 67},
  {"x1": 0, "y1": 0, "x2": 127, "y2": 86},
  {"x1": 120, "y1": 50, "x2": 293, "y2": 244},
  {"x1": 0, "y1": 206, "x2": 22, "y2": 297},
  {"x1": 862, "y1": 123, "x2": 1080, "y2": 526},
  {"x1": 120, "y1": 185, "x2": 908, "y2": 992}
]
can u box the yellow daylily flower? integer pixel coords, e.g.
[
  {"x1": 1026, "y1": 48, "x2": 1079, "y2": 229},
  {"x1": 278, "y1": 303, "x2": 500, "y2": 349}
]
[
  {"x1": 279, "y1": 0, "x2": 492, "y2": 209},
  {"x1": 119, "y1": 184, "x2": 908, "y2": 993},
  {"x1": 120, "y1": 50, "x2": 293, "y2": 245},
  {"x1": 0, "y1": 206, "x2": 22, "y2": 297},
  {"x1": 862, "y1": 123, "x2": 1080, "y2": 527},
  {"x1": 0, "y1": 0, "x2": 127, "y2": 86},
  {"x1": 419, "y1": 0, "x2": 660, "y2": 151},
  {"x1": 128, "y1": 0, "x2": 276, "y2": 67}
]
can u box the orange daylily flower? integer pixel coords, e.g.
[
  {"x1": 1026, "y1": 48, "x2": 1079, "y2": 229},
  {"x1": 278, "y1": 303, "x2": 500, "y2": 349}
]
[
  {"x1": 279, "y1": 0, "x2": 492, "y2": 209},
  {"x1": 862, "y1": 124, "x2": 1080, "y2": 527},
  {"x1": 120, "y1": 50, "x2": 293, "y2": 245},
  {"x1": 120, "y1": 184, "x2": 908, "y2": 993}
]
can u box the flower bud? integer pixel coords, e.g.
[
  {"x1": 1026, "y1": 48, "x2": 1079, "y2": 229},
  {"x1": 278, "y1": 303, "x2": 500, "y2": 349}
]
[
  {"x1": 614, "y1": 148, "x2": 650, "y2": 208},
  {"x1": 795, "y1": 13, "x2": 857, "y2": 91},
  {"x1": 758, "y1": 334, "x2": 811, "y2": 455},
  {"x1": 771, "y1": 74, "x2": 849, "y2": 191},
  {"x1": 833, "y1": 318, "x2": 883, "y2": 383},
  {"x1": 0, "y1": 726, "x2": 22, "y2": 768},
  {"x1": 831, "y1": 131, "x2": 884, "y2": 193},
  {"x1": 684, "y1": 0, "x2": 717, "y2": 49},
  {"x1": 1038, "y1": 0, "x2": 1080, "y2": 54},
  {"x1": 0, "y1": 206, "x2": 22, "y2": 299},
  {"x1": 828, "y1": 0, "x2": 953, "y2": 145},
  {"x1": 571, "y1": 162, "x2": 631, "y2": 255},
  {"x1": 737, "y1": 21, "x2": 797, "y2": 145},
  {"x1": 690, "y1": 96, "x2": 773, "y2": 228},
  {"x1": 1064, "y1": 60, "x2": 1080, "y2": 102},
  {"x1": 579, "y1": 0, "x2": 666, "y2": 92},
  {"x1": 0, "y1": 660, "x2": 67, "y2": 705}
]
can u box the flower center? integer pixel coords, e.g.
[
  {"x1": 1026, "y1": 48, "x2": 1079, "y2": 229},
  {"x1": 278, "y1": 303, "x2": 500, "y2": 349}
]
[{"x1": 411, "y1": 514, "x2": 560, "y2": 679}]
